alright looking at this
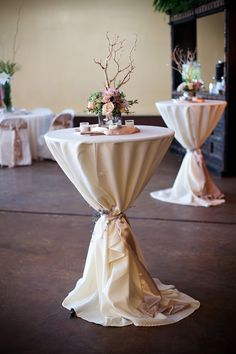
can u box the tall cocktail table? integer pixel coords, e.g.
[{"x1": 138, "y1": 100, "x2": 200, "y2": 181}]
[
  {"x1": 45, "y1": 125, "x2": 200, "y2": 326},
  {"x1": 151, "y1": 100, "x2": 227, "y2": 207}
]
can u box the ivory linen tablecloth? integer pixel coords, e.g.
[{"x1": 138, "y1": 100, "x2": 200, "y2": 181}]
[
  {"x1": 151, "y1": 100, "x2": 227, "y2": 207},
  {"x1": 45, "y1": 126, "x2": 200, "y2": 327},
  {"x1": 6, "y1": 109, "x2": 53, "y2": 159}
]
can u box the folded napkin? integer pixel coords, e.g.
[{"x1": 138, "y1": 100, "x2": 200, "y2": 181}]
[{"x1": 104, "y1": 126, "x2": 140, "y2": 135}]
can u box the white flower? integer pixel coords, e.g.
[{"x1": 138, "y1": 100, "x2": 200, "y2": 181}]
[
  {"x1": 102, "y1": 102, "x2": 114, "y2": 117},
  {"x1": 177, "y1": 82, "x2": 186, "y2": 92},
  {"x1": 187, "y1": 82, "x2": 193, "y2": 90},
  {"x1": 0, "y1": 72, "x2": 11, "y2": 85}
]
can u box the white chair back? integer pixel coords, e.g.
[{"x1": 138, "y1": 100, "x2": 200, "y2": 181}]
[
  {"x1": 0, "y1": 118, "x2": 32, "y2": 167},
  {"x1": 49, "y1": 111, "x2": 74, "y2": 131},
  {"x1": 38, "y1": 109, "x2": 75, "y2": 160},
  {"x1": 61, "y1": 108, "x2": 75, "y2": 117}
]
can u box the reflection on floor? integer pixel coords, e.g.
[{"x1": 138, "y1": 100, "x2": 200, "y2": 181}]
[{"x1": 0, "y1": 152, "x2": 235, "y2": 354}]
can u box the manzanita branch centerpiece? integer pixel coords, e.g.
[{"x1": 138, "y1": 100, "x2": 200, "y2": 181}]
[
  {"x1": 172, "y1": 46, "x2": 204, "y2": 100},
  {"x1": 86, "y1": 33, "x2": 138, "y2": 125}
]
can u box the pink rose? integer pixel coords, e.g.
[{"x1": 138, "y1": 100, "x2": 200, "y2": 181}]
[
  {"x1": 194, "y1": 80, "x2": 203, "y2": 91},
  {"x1": 120, "y1": 100, "x2": 129, "y2": 113},
  {"x1": 102, "y1": 95, "x2": 110, "y2": 103},
  {"x1": 102, "y1": 102, "x2": 114, "y2": 116},
  {"x1": 87, "y1": 101, "x2": 95, "y2": 110}
]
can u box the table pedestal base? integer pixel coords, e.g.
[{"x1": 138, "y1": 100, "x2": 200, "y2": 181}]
[
  {"x1": 151, "y1": 150, "x2": 225, "y2": 207},
  {"x1": 62, "y1": 214, "x2": 200, "y2": 327}
]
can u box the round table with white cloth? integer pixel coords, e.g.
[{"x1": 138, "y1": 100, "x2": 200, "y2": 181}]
[
  {"x1": 45, "y1": 125, "x2": 200, "y2": 327},
  {"x1": 151, "y1": 100, "x2": 227, "y2": 207},
  {"x1": 5, "y1": 109, "x2": 53, "y2": 159}
]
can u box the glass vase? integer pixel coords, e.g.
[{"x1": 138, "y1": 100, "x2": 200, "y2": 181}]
[
  {"x1": 182, "y1": 62, "x2": 202, "y2": 82},
  {"x1": 112, "y1": 113, "x2": 122, "y2": 126},
  {"x1": 2, "y1": 81, "x2": 13, "y2": 112},
  {"x1": 183, "y1": 91, "x2": 195, "y2": 101},
  {"x1": 97, "y1": 112, "x2": 105, "y2": 126}
]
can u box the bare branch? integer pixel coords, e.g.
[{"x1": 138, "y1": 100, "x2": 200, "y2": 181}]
[
  {"x1": 115, "y1": 35, "x2": 137, "y2": 89},
  {"x1": 93, "y1": 58, "x2": 110, "y2": 88},
  {"x1": 109, "y1": 38, "x2": 125, "y2": 85},
  {"x1": 93, "y1": 33, "x2": 137, "y2": 89},
  {"x1": 93, "y1": 58, "x2": 105, "y2": 70},
  {"x1": 12, "y1": 0, "x2": 24, "y2": 62},
  {"x1": 171, "y1": 46, "x2": 196, "y2": 78}
]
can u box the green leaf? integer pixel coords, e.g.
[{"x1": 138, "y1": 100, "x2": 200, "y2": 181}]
[
  {"x1": 0, "y1": 60, "x2": 20, "y2": 76},
  {"x1": 153, "y1": 0, "x2": 208, "y2": 15}
]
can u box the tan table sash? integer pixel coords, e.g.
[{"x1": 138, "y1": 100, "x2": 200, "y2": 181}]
[{"x1": 0, "y1": 118, "x2": 28, "y2": 163}]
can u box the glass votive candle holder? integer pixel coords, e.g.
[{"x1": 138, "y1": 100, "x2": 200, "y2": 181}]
[
  {"x1": 125, "y1": 119, "x2": 134, "y2": 127},
  {"x1": 80, "y1": 122, "x2": 90, "y2": 132},
  {"x1": 116, "y1": 118, "x2": 122, "y2": 127},
  {"x1": 109, "y1": 123, "x2": 118, "y2": 130}
]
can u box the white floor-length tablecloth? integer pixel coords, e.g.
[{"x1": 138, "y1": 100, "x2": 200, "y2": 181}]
[
  {"x1": 5, "y1": 109, "x2": 53, "y2": 159},
  {"x1": 45, "y1": 126, "x2": 200, "y2": 327},
  {"x1": 151, "y1": 100, "x2": 227, "y2": 207}
]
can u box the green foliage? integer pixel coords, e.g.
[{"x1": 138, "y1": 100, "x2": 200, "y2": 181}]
[
  {"x1": 153, "y1": 0, "x2": 208, "y2": 15},
  {"x1": 87, "y1": 91, "x2": 103, "y2": 115},
  {"x1": 0, "y1": 60, "x2": 20, "y2": 76}
]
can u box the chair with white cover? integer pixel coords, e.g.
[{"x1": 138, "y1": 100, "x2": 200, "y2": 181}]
[
  {"x1": 0, "y1": 118, "x2": 32, "y2": 167},
  {"x1": 49, "y1": 109, "x2": 74, "y2": 131},
  {"x1": 38, "y1": 109, "x2": 75, "y2": 160},
  {"x1": 31, "y1": 107, "x2": 53, "y2": 115}
]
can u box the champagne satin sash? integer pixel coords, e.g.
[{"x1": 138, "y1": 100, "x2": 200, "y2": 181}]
[
  {"x1": 191, "y1": 148, "x2": 224, "y2": 199},
  {"x1": 0, "y1": 118, "x2": 28, "y2": 165},
  {"x1": 97, "y1": 210, "x2": 189, "y2": 318}
]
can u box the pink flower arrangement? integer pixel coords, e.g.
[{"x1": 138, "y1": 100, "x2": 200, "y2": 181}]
[
  {"x1": 87, "y1": 88, "x2": 138, "y2": 118},
  {"x1": 177, "y1": 80, "x2": 204, "y2": 93}
]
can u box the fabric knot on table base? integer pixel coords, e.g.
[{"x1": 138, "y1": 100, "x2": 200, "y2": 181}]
[
  {"x1": 62, "y1": 211, "x2": 200, "y2": 326},
  {"x1": 151, "y1": 147, "x2": 225, "y2": 207},
  {"x1": 189, "y1": 148, "x2": 224, "y2": 200}
]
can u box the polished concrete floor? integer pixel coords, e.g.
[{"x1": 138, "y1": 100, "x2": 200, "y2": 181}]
[{"x1": 0, "y1": 153, "x2": 235, "y2": 354}]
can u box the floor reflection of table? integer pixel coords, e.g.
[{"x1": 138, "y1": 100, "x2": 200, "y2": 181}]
[
  {"x1": 45, "y1": 126, "x2": 200, "y2": 327},
  {"x1": 151, "y1": 100, "x2": 227, "y2": 207},
  {"x1": 6, "y1": 109, "x2": 53, "y2": 159}
]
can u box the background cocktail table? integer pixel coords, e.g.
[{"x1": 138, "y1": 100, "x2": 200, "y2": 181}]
[{"x1": 151, "y1": 100, "x2": 227, "y2": 207}]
